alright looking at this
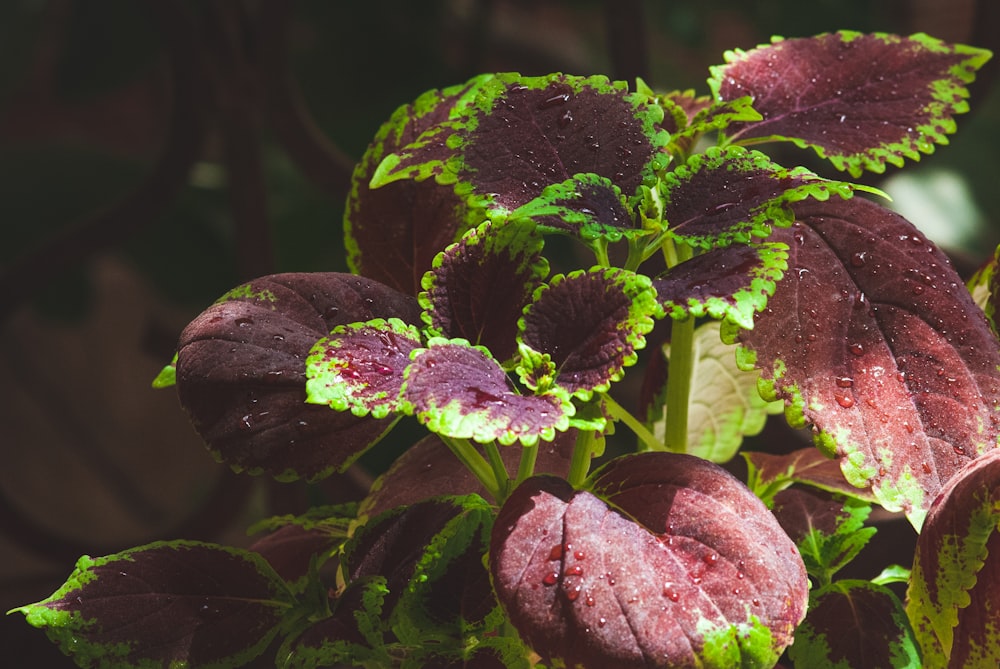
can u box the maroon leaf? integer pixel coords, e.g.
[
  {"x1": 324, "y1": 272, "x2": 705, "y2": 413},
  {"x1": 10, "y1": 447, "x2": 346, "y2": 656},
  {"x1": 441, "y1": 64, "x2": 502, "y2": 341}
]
[
  {"x1": 712, "y1": 32, "x2": 992, "y2": 176},
  {"x1": 18, "y1": 541, "x2": 292, "y2": 668},
  {"x1": 730, "y1": 197, "x2": 1000, "y2": 525},
  {"x1": 373, "y1": 73, "x2": 671, "y2": 212},
  {"x1": 421, "y1": 220, "x2": 548, "y2": 363},
  {"x1": 346, "y1": 81, "x2": 483, "y2": 294},
  {"x1": 490, "y1": 453, "x2": 808, "y2": 668},
  {"x1": 907, "y1": 449, "x2": 1000, "y2": 667},
  {"x1": 517, "y1": 268, "x2": 662, "y2": 400},
  {"x1": 175, "y1": 273, "x2": 421, "y2": 481},
  {"x1": 745, "y1": 448, "x2": 878, "y2": 501}
]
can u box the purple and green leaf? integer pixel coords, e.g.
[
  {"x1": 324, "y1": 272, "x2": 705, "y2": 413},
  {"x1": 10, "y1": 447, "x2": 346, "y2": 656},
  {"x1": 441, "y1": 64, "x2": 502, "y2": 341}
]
[
  {"x1": 401, "y1": 338, "x2": 572, "y2": 446},
  {"x1": 728, "y1": 197, "x2": 1000, "y2": 526},
  {"x1": 175, "y1": 273, "x2": 422, "y2": 481},
  {"x1": 517, "y1": 267, "x2": 663, "y2": 400},
  {"x1": 652, "y1": 241, "x2": 788, "y2": 330},
  {"x1": 789, "y1": 580, "x2": 921, "y2": 669},
  {"x1": 660, "y1": 145, "x2": 856, "y2": 250},
  {"x1": 966, "y1": 242, "x2": 1000, "y2": 335},
  {"x1": 907, "y1": 449, "x2": 1000, "y2": 668},
  {"x1": 17, "y1": 541, "x2": 295, "y2": 669},
  {"x1": 711, "y1": 31, "x2": 992, "y2": 177},
  {"x1": 345, "y1": 77, "x2": 489, "y2": 294},
  {"x1": 490, "y1": 453, "x2": 808, "y2": 668},
  {"x1": 744, "y1": 448, "x2": 879, "y2": 505},
  {"x1": 507, "y1": 173, "x2": 644, "y2": 245},
  {"x1": 305, "y1": 317, "x2": 423, "y2": 419},
  {"x1": 420, "y1": 220, "x2": 548, "y2": 363},
  {"x1": 371, "y1": 72, "x2": 671, "y2": 214}
]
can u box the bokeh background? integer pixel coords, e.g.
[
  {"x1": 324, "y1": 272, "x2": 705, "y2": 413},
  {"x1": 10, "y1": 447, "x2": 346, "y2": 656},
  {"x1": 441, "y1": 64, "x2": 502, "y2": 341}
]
[{"x1": 2, "y1": 1, "x2": 998, "y2": 665}]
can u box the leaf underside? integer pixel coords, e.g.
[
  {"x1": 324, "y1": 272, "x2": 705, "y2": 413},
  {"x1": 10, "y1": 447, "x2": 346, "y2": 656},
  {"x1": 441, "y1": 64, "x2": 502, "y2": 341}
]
[{"x1": 729, "y1": 197, "x2": 1000, "y2": 526}]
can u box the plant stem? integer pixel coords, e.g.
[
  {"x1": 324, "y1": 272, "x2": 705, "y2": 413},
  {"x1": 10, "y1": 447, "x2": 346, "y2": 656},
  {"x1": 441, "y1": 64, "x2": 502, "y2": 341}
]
[
  {"x1": 514, "y1": 442, "x2": 538, "y2": 488},
  {"x1": 603, "y1": 393, "x2": 663, "y2": 452},
  {"x1": 484, "y1": 440, "x2": 511, "y2": 498},
  {"x1": 663, "y1": 240, "x2": 695, "y2": 453},
  {"x1": 567, "y1": 429, "x2": 597, "y2": 487},
  {"x1": 440, "y1": 436, "x2": 502, "y2": 502}
]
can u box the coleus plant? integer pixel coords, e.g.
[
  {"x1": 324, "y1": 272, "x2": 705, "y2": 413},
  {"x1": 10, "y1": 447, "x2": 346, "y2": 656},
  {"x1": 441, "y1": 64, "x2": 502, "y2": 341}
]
[{"x1": 14, "y1": 30, "x2": 1000, "y2": 669}]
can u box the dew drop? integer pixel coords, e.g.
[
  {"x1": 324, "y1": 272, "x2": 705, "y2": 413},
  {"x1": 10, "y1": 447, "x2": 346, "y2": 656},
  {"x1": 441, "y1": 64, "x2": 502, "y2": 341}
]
[
  {"x1": 850, "y1": 251, "x2": 868, "y2": 267},
  {"x1": 752, "y1": 598, "x2": 761, "y2": 607},
  {"x1": 272, "y1": 333, "x2": 285, "y2": 342},
  {"x1": 921, "y1": 462, "x2": 932, "y2": 474},
  {"x1": 836, "y1": 394, "x2": 855, "y2": 409},
  {"x1": 836, "y1": 376, "x2": 854, "y2": 388},
  {"x1": 558, "y1": 110, "x2": 574, "y2": 127},
  {"x1": 849, "y1": 343, "x2": 865, "y2": 356},
  {"x1": 548, "y1": 544, "x2": 564, "y2": 561},
  {"x1": 574, "y1": 550, "x2": 586, "y2": 560},
  {"x1": 239, "y1": 414, "x2": 253, "y2": 430},
  {"x1": 598, "y1": 617, "x2": 607, "y2": 628},
  {"x1": 585, "y1": 595, "x2": 595, "y2": 607},
  {"x1": 703, "y1": 552, "x2": 718, "y2": 566},
  {"x1": 565, "y1": 565, "x2": 584, "y2": 576},
  {"x1": 542, "y1": 572, "x2": 558, "y2": 586},
  {"x1": 235, "y1": 317, "x2": 253, "y2": 327},
  {"x1": 324, "y1": 306, "x2": 340, "y2": 319},
  {"x1": 565, "y1": 586, "x2": 581, "y2": 602},
  {"x1": 663, "y1": 586, "x2": 680, "y2": 602}
]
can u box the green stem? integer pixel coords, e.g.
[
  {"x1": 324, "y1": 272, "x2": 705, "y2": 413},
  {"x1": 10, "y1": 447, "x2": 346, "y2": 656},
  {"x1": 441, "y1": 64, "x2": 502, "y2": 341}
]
[
  {"x1": 663, "y1": 241, "x2": 695, "y2": 453},
  {"x1": 567, "y1": 429, "x2": 597, "y2": 488},
  {"x1": 603, "y1": 393, "x2": 663, "y2": 452},
  {"x1": 483, "y1": 440, "x2": 511, "y2": 499},
  {"x1": 440, "y1": 436, "x2": 502, "y2": 502},
  {"x1": 514, "y1": 442, "x2": 538, "y2": 488}
]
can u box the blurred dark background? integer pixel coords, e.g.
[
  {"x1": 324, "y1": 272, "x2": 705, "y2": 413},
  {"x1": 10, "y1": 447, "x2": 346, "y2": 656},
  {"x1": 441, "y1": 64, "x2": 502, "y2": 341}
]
[{"x1": 1, "y1": 1, "x2": 998, "y2": 665}]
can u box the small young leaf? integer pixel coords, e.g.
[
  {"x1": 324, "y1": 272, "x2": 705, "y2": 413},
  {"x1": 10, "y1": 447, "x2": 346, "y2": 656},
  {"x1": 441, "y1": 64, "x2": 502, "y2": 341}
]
[
  {"x1": 771, "y1": 487, "x2": 876, "y2": 585},
  {"x1": 729, "y1": 197, "x2": 1000, "y2": 527},
  {"x1": 346, "y1": 78, "x2": 487, "y2": 294},
  {"x1": 507, "y1": 173, "x2": 643, "y2": 245},
  {"x1": 175, "y1": 273, "x2": 422, "y2": 481},
  {"x1": 790, "y1": 580, "x2": 921, "y2": 669},
  {"x1": 651, "y1": 241, "x2": 788, "y2": 330},
  {"x1": 711, "y1": 31, "x2": 992, "y2": 176},
  {"x1": 401, "y1": 338, "x2": 571, "y2": 446},
  {"x1": 305, "y1": 317, "x2": 423, "y2": 419},
  {"x1": 660, "y1": 145, "x2": 855, "y2": 250},
  {"x1": 372, "y1": 73, "x2": 671, "y2": 213},
  {"x1": 420, "y1": 220, "x2": 548, "y2": 362},
  {"x1": 967, "y1": 242, "x2": 1000, "y2": 335},
  {"x1": 490, "y1": 453, "x2": 809, "y2": 668},
  {"x1": 17, "y1": 541, "x2": 294, "y2": 669},
  {"x1": 907, "y1": 449, "x2": 1000, "y2": 668},
  {"x1": 648, "y1": 321, "x2": 782, "y2": 462},
  {"x1": 517, "y1": 267, "x2": 663, "y2": 400}
]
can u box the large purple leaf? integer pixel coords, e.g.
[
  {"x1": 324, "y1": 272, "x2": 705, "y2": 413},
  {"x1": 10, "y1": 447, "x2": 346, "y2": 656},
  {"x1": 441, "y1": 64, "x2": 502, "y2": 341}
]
[
  {"x1": 517, "y1": 268, "x2": 663, "y2": 400},
  {"x1": 345, "y1": 79, "x2": 486, "y2": 294},
  {"x1": 18, "y1": 541, "x2": 293, "y2": 668},
  {"x1": 371, "y1": 73, "x2": 671, "y2": 213},
  {"x1": 175, "y1": 273, "x2": 421, "y2": 481},
  {"x1": 907, "y1": 449, "x2": 1000, "y2": 667},
  {"x1": 490, "y1": 453, "x2": 808, "y2": 668},
  {"x1": 401, "y1": 339, "x2": 572, "y2": 446},
  {"x1": 710, "y1": 32, "x2": 992, "y2": 177},
  {"x1": 728, "y1": 197, "x2": 1000, "y2": 526},
  {"x1": 790, "y1": 580, "x2": 920, "y2": 668},
  {"x1": 305, "y1": 317, "x2": 423, "y2": 419},
  {"x1": 421, "y1": 220, "x2": 548, "y2": 363}
]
